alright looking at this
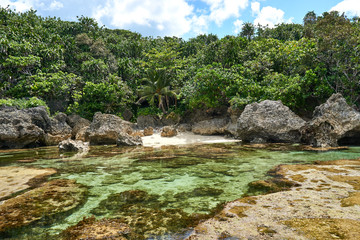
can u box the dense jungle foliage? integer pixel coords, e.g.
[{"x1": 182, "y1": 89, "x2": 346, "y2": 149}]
[{"x1": 0, "y1": 7, "x2": 359, "y2": 120}]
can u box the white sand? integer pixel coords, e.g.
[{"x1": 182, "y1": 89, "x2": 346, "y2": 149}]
[{"x1": 141, "y1": 132, "x2": 240, "y2": 148}]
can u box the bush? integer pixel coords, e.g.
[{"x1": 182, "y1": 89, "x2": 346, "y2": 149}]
[{"x1": 0, "y1": 97, "x2": 49, "y2": 112}]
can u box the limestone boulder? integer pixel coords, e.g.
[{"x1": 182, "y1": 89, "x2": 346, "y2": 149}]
[
  {"x1": 85, "y1": 112, "x2": 141, "y2": 146},
  {"x1": 237, "y1": 100, "x2": 306, "y2": 143},
  {"x1": 66, "y1": 114, "x2": 91, "y2": 139},
  {"x1": 143, "y1": 127, "x2": 154, "y2": 136},
  {"x1": 161, "y1": 126, "x2": 178, "y2": 137},
  {"x1": 44, "y1": 113, "x2": 72, "y2": 145},
  {"x1": 137, "y1": 115, "x2": 162, "y2": 129},
  {"x1": 117, "y1": 135, "x2": 142, "y2": 146},
  {"x1": 301, "y1": 93, "x2": 360, "y2": 147},
  {"x1": 192, "y1": 118, "x2": 230, "y2": 135},
  {"x1": 59, "y1": 139, "x2": 89, "y2": 152}
]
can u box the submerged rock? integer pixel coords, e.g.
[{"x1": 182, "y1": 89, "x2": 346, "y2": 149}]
[
  {"x1": 0, "y1": 166, "x2": 56, "y2": 200},
  {"x1": 85, "y1": 112, "x2": 141, "y2": 146},
  {"x1": 192, "y1": 118, "x2": 230, "y2": 135},
  {"x1": 161, "y1": 126, "x2": 178, "y2": 137},
  {"x1": 237, "y1": 100, "x2": 306, "y2": 143},
  {"x1": 62, "y1": 217, "x2": 133, "y2": 240},
  {"x1": 58, "y1": 139, "x2": 89, "y2": 152},
  {"x1": 301, "y1": 93, "x2": 360, "y2": 147},
  {"x1": 0, "y1": 179, "x2": 87, "y2": 233}
]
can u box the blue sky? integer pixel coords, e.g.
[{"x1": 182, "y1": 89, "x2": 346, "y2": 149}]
[{"x1": 1, "y1": 0, "x2": 359, "y2": 39}]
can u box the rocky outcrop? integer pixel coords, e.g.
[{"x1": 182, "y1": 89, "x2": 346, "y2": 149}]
[
  {"x1": 0, "y1": 107, "x2": 46, "y2": 148},
  {"x1": 44, "y1": 113, "x2": 72, "y2": 145},
  {"x1": 192, "y1": 118, "x2": 230, "y2": 135},
  {"x1": 161, "y1": 126, "x2": 177, "y2": 137},
  {"x1": 137, "y1": 115, "x2": 162, "y2": 129},
  {"x1": 59, "y1": 139, "x2": 89, "y2": 152},
  {"x1": 66, "y1": 114, "x2": 91, "y2": 140},
  {"x1": 161, "y1": 112, "x2": 181, "y2": 126},
  {"x1": 237, "y1": 100, "x2": 306, "y2": 143},
  {"x1": 301, "y1": 94, "x2": 360, "y2": 147},
  {"x1": 85, "y1": 112, "x2": 142, "y2": 146}
]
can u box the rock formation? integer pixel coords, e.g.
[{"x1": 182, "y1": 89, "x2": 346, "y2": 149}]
[
  {"x1": 161, "y1": 126, "x2": 178, "y2": 137},
  {"x1": 237, "y1": 100, "x2": 306, "y2": 143},
  {"x1": 301, "y1": 93, "x2": 360, "y2": 147},
  {"x1": 58, "y1": 139, "x2": 89, "y2": 152},
  {"x1": 192, "y1": 118, "x2": 230, "y2": 135}
]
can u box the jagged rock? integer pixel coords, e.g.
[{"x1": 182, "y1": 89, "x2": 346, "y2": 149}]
[
  {"x1": 122, "y1": 109, "x2": 133, "y2": 122},
  {"x1": 116, "y1": 135, "x2": 142, "y2": 146},
  {"x1": 0, "y1": 179, "x2": 87, "y2": 233},
  {"x1": 85, "y1": 112, "x2": 140, "y2": 146},
  {"x1": 192, "y1": 118, "x2": 230, "y2": 135},
  {"x1": 0, "y1": 108, "x2": 45, "y2": 148},
  {"x1": 23, "y1": 106, "x2": 52, "y2": 132},
  {"x1": 143, "y1": 127, "x2": 154, "y2": 136},
  {"x1": 67, "y1": 114, "x2": 91, "y2": 139},
  {"x1": 44, "y1": 113, "x2": 72, "y2": 145},
  {"x1": 301, "y1": 93, "x2": 360, "y2": 147},
  {"x1": 59, "y1": 139, "x2": 89, "y2": 152},
  {"x1": 161, "y1": 126, "x2": 177, "y2": 137},
  {"x1": 75, "y1": 127, "x2": 89, "y2": 141},
  {"x1": 237, "y1": 100, "x2": 306, "y2": 143},
  {"x1": 137, "y1": 115, "x2": 162, "y2": 129}
]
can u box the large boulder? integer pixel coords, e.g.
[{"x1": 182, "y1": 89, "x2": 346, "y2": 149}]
[
  {"x1": 301, "y1": 94, "x2": 360, "y2": 147},
  {"x1": 161, "y1": 126, "x2": 178, "y2": 137},
  {"x1": 192, "y1": 118, "x2": 230, "y2": 135},
  {"x1": 85, "y1": 112, "x2": 142, "y2": 146},
  {"x1": 23, "y1": 106, "x2": 52, "y2": 132},
  {"x1": 44, "y1": 113, "x2": 72, "y2": 145},
  {"x1": 0, "y1": 108, "x2": 45, "y2": 148},
  {"x1": 237, "y1": 100, "x2": 306, "y2": 143}
]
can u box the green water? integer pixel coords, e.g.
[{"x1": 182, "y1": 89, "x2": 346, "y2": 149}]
[{"x1": 1, "y1": 143, "x2": 360, "y2": 239}]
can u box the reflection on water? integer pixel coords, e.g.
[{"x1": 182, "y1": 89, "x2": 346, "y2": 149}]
[{"x1": 1, "y1": 143, "x2": 360, "y2": 239}]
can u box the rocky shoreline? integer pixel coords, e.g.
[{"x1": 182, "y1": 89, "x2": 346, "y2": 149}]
[{"x1": 1, "y1": 93, "x2": 360, "y2": 151}]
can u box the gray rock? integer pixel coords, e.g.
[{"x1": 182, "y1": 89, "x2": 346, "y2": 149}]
[
  {"x1": 137, "y1": 115, "x2": 162, "y2": 129},
  {"x1": 44, "y1": 113, "x2": 72, "y2": 146},
  {"x1": 177, "y1": 124, "x2": 192, "y2": 132},
  {"x1": 192, "y1": 118, "x2": 230, "y2": 135},
  {"x1": 237, "y1": 100, "x2": 306, "y2": 143},
  {"x1": 85, "y1": 112, "x2": 140, "y2": 146},
  {"x1": 161, "y1": 112, "x2": 181, "y2": 126},
  {"x1": 59, "y1": 139, "x2": 89, "y2": 152},
  {"x1": 23, "y1": 106, "x2": 52, "y2": 132},
  {"x1": 301, "y1": 93, "x2": 360, "y2": 147},
  {"x1": 0, "y1": 108, "x2": 45, "y2": 148},
  {"x1": 116, "y1": 135, "x2": 142, "y2": 146},
  {"x1": 67, "y1": 114, "x2": 91, "y2": 139}
]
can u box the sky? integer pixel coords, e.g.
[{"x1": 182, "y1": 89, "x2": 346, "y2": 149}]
[{"x1": 1, "y1": 0, "x2": 360, "y2": 39}]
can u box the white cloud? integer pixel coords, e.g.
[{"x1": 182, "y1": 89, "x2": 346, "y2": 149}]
[
  {"x1": 0, "y1": 0, "x2": 34, "y2": 12},
  {"x1": 254, "y1": 6, "x2": 290, "y2": 28},
  {"x1": 330, "y1": 0, "x2": 360, "y2": 17},
  {"x1": 93, "y1": 0, "x2": 194, "y2": 37},
  {"x1": 0, "y1": 0, "x2": 63, "y2": 12},
  {"x1": 202, "y1": 0, "x2": 249, "y2": 26},
  {"x1": 191, "y1": 14, "x2": 210, "y2": 35},
  {"x1": 233, "y1": 19, "x2": 243, "y2": 34},
  {"x1": 251, "y1": 1, "x2": 260, "y2": 16}
]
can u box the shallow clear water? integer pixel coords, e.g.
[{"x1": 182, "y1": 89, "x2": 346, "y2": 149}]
[{"x1": 1, "y1": 143, "x2": 360, "y2": 239}]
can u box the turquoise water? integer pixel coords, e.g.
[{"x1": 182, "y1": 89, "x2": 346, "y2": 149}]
[{"x1": 1, "y1": 143, "x2": 360, "y2": 239}]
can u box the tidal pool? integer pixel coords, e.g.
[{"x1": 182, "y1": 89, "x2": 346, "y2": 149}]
[{"x1": 1, "y1": 143, "x2": 360, "y2": 239}]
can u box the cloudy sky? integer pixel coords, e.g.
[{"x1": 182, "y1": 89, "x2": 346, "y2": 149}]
[{"x1": 1, "y1": 0, "x2": 359, "y2": 38}]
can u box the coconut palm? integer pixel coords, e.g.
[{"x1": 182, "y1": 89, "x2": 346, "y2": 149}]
[{"x1": 137, "y1": 69, "x2": 177, "y2": 113}]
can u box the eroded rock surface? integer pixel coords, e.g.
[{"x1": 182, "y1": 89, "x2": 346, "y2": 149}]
[
  {"x1": 237, "y1": 100, "x2": 306, "y2": 143},
  {"x1": 187, "y1": 159, "x2": 360, "y2": 239},
  {"x1": 44, "y1": 113, "x2": 72, "y2": 145},
  {"x1": 85, "y1": 112, "x2": 141, "y2": 146},
  {"x1": 58, "y1": 139, "x2": 89, "y2": 152},
  {"x1": 192, "y1": 118, "x2": 229, "y2": 135},
  {"x1": 301, "y1": 93, "x2": 360, "y2": 147},
  {"x1": 66, "y1": 114, "x2": 91, "y2": 140},
  {"x1": 161, "y1": 126, "x2": 178, "y2": 137},
  {"x1": 0, "y1": 166, "x2": 56, "y2": 200},
  {"x1": 0, "y1": 179, "x2": 87, "y2": 233}
]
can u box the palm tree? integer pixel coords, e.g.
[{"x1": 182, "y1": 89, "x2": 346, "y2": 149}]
[
  {"x1": 137, "y1": 69, "x2": 177, "y2": 113},
  {"x1": 241, "y1": 22, "x2": 255, "y2": 41}
]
